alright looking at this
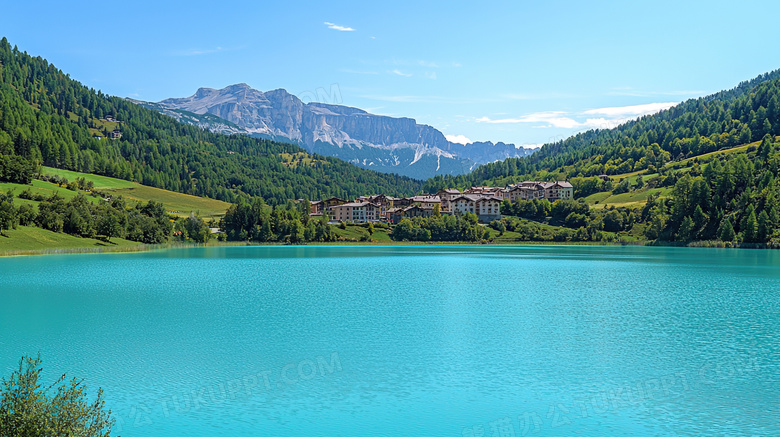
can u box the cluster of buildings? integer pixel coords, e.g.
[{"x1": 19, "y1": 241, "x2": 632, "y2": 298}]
[
  {"x1": 93, "y1": 115, "x2": 123, "y2": 140},
  {"x1": 309, "y1": 181, "x2": 573, "y2": 224}
]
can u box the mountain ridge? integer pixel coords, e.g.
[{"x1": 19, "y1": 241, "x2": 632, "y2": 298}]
[{"x1": 145, "y1": 84, "x2": 535, "y2": 179}]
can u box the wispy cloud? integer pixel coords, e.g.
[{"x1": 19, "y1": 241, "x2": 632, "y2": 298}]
[
  {"x1": 389, "y1": 69, "x2": 412, "y2": 77},
  {"x1": 583, "y1": 102, "x2": 678, "y2": 117},
  {"x1": 425, "y1": 72, "x2": 437, "y2": 80},
  {"x1": 608, "y1": 88, "x2": 704, "y2": 97},
  {"x1": 477, "y1": 112, "x2": 582, "y2": 129},
  {"x1": 324, "y1": 22, "x2": 355, "y2": 32},
  {"x1": 445, "y1": 134, "x2": 471, "y2": 145},
  {"x1": 386, "y1": 59, "x2": 453, "y2": 69},
  {"x1": 418, "y1": 60, "x2": 439, "y2": 68},
  {"x1": 477, "y1": 102, "x2": 679, "y2": 130}
]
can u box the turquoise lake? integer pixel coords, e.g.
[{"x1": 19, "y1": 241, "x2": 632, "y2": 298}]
[{"x1": 1, "y1": 245, "x2": 779, "y2": 436}]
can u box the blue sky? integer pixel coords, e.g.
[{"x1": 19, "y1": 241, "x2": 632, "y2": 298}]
[{"x1": 4, "y1": 0, "x2": 780, "y2": 147}]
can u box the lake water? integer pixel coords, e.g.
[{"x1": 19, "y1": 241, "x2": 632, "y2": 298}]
[{"x1": 1, "y1": 245, "x2": 779, "y2": 436}]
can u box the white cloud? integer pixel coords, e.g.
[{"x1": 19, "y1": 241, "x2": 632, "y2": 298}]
[
  {"x1": 477, "y1": 102, "x2": 679, "y2": 130},
  {"x1": 324, "y1": 22, "x2": 355, "y2": 32},
  {"x1": 390, "y1": 69, "x2": 412, "y2": 77},
  {"x1": 445, "y1": 134, "x2": 471, "y2": 145},
  {"x1": 418, "y1": 60, "x2": 439, "y2": 68},
  {"x1": 476, "y1": 112, "x2": 581, "y2": 129},
  {"x1": 518, "y1": 143, "x2": 544, "y2": 149},
  {"x1": 425, "y1": 72, "x2": 437, "y2": 80},
  {"x1": 583, "y1": 102, "x2": 678, "y2": 117},
  {"x1": 581, "y1": 118, "x2": 625, "y2": 129},
  {"x1": 608, "y1": 88, "x2": 704, "y2": 97}
]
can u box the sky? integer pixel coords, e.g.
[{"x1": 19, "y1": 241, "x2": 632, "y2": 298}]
[{"x1": 4, "y1": 0, "x2": 780, "y2": 148}]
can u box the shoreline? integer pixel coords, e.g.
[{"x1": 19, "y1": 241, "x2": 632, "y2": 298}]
[
  {"x1": 1, "y1": 238, "x2": 774, "y2": 258},
  {"x1": 0, "y1": 239, "x2": 626, "y2": 258}
]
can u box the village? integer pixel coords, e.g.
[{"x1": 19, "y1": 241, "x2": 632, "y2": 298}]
[{"x1": 309, "y1": 181, "x2": 574, "y2": 224}]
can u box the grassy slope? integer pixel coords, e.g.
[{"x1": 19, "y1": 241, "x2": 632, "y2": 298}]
[
  {"x1": 0, "y1": 179, "x2": 102, "y2": 204},
  {"x1": 0, "y1": 169, "x2": 232, "y2": 254},
  {"x1": 41, "y1": 166, "x2": 137, "y2": 189},
  {"x1": 584, "y1": 141, "x2": 760, "y2": 209},
  {"x1": 585, "y1": 187, "x2": 673, "y2": 210},
  {"x1": 332, "y1": 225, "x2": 393, "y2": 242},
  {"x1": 0, "y1": 225, "x2": 140, "y2": 254},
  {"x1": 40, "y1": 167, "x2": 231, "y2": 218}
]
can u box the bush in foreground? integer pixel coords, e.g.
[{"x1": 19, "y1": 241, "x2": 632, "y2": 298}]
[{"x1": 0, "y1": 355, "x2": 115, "y2": 437}]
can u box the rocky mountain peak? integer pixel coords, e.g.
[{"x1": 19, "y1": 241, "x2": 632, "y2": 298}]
[{"x1": 154, "y1": 83, "x2": 535, "y2": 179}]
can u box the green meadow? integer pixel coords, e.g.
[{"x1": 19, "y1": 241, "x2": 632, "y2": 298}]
[
  {"x1": 0, "y1": 225, "x2": 141, "y2": 255},
  {"x1": 39, "y1": 167, "x2": 231, "y2": 218}
]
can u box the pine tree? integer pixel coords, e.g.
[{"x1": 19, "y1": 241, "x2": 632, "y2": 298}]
[
  {"x1": 762, "y1": 119, "x2": 773, "y2": 139},
  {"x1": 692, "y1": 205, "x2": 708, "y2": 239},
  {"x1": 720, "y1": 218, "x2": 736, "y2": 242},
  {"x1": 259, "y1": 220, "x2": 273, "y2": 242},
  {"x1": 289, "y1": 219, "x2": 305, "y2": 243},
  {"x1": 304, "y1": 221, "x2": 316, "y2": 241},
  {"x1": 743, "y1": 210, "x2": 758, "y2": 243},
  {"x1": 678, "y1": 216, "x2": 695, "y2": 241},
  {"x1": 757, "y1": 210, "x2": 770, "y2": 243},
  {"x1": 758, "y1": 134, "x2": 774, "y2": 160},
  {"x1": 0, "y1": 191, "x2": 17, "y2": 235}
]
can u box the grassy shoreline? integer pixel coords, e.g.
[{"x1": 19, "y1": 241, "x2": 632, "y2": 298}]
[
  {"x1": 0, "y1": 244, "x2": 158, "y2": 258},
  {"x1": 4, "y1": 229, "x2": 777, "y2": 258},
  {"x1": 7, "y1": 237, "x2": 773, "y2": 259},
  {"x1": 0, "y1": 237, "x2": 641, "y2": 258}
]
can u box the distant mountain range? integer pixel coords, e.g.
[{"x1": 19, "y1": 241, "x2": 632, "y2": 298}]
[{"x1": 132, "y1": 84, "x2": 535, "y2": 179}]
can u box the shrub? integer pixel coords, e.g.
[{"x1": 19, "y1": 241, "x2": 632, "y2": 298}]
[{"x1": 0, "y1": 355, "x2": 115, "y2": 436}]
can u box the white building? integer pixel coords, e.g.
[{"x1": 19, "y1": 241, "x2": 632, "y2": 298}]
[
  {"x1": 450, "y1": 194, "x2": 502, "y2": 222},
  {"x1": 328, "y1": 202, "x2": 380, "y2": 223}
]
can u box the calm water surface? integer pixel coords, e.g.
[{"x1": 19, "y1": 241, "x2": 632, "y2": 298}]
[{"x1": 1, "y1": 245, "x2": 779, "y2": 436}]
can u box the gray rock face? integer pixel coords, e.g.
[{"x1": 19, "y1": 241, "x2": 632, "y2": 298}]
[
  {"x1": 151, "y1": 84, "x2": 535, "y2": 179},
  {"x1": 128, "y1": 98, "x2": 247, "y2": 136}
]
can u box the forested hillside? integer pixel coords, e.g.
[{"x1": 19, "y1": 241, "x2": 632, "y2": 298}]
[
  {"x1": 0, "y1": 37, "x2": 422, "y2": 204},
  {"x1": 423, "y1": 71, "x2": 780, "y2": 246},
  {"x1": 424, "y1": 70, "x2": 780, "y2": 191}
]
